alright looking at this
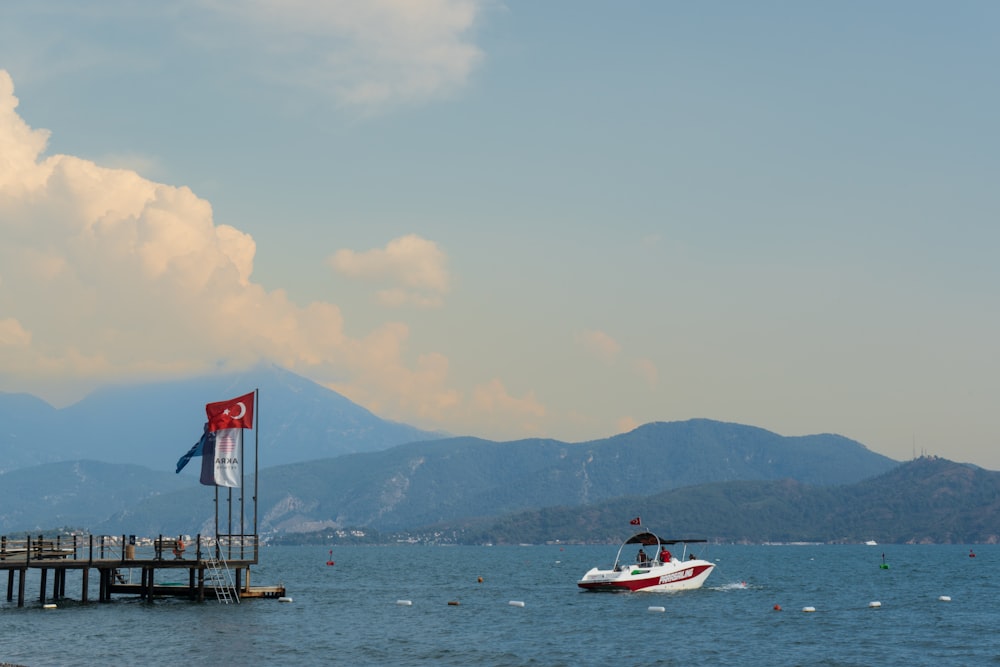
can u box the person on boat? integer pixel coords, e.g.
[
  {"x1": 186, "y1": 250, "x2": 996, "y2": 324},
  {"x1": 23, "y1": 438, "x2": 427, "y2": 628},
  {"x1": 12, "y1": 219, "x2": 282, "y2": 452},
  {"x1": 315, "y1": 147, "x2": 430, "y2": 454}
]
[
  {"x1": 660, "y1": 548, "x2": 672, "y2": 563},
  {"x1": 636, "y1": 548, "x2": 648, "y2": 564},
  {"x1": 689, "y1": 553, "x2": 696, "y2": 560}
]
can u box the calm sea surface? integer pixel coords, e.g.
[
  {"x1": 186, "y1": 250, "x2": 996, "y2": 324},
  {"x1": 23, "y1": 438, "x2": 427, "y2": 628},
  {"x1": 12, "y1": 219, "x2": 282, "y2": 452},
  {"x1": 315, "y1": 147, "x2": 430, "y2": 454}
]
[{"x1": 2, "y1": 544, "x2": 997, "y2": 666}]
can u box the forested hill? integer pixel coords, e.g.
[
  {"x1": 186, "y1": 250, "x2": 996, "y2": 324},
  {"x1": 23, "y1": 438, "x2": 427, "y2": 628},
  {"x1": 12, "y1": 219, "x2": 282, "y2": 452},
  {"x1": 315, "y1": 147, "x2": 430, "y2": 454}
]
[
  {"x1": 5, "y1": 418, "x2": 901, "y2": 537},
  {"x1": 453, "y1": 456, "x2": 1000, "y2": 545},
  {"x1": 95, "y1": 418, "x2": 895, "y2": 535}
]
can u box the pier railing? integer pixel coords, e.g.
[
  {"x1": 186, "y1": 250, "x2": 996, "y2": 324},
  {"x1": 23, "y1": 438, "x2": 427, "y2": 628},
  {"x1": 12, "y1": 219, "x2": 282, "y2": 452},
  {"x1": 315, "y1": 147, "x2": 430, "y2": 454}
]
[{"x1": 0, "y1": 533, "x2": 261, "y2": 565}]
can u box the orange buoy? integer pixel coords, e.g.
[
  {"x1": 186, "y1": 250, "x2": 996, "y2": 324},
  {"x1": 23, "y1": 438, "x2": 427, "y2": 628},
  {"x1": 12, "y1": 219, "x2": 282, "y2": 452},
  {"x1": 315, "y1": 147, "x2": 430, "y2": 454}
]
[{"x1": 773, "y1": 604, "x2": 782, "y2": 611}]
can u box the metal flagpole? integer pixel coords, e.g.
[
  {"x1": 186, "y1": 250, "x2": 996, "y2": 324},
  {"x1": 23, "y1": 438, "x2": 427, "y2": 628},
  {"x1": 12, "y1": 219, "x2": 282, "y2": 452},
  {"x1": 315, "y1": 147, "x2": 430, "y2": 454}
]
[
  {"x1": 253, "y1": 387, "x2": 259, "y2": 561},
  {"x1": 239, "y1": 420, "x2": 245, "y2": 557},
  {"x1": 214, "y1": 486, "x2": 219, "y2": 558},
  {"x1": 227, "y1": 487, "x2": 232, "y2": 560}
]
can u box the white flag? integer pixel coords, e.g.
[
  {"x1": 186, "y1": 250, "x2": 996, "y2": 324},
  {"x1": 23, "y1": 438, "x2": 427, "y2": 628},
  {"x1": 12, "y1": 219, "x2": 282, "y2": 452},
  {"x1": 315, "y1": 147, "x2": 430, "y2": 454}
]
[{"x1": 210, "y1": 428, "x2": 242, "y2": 487}]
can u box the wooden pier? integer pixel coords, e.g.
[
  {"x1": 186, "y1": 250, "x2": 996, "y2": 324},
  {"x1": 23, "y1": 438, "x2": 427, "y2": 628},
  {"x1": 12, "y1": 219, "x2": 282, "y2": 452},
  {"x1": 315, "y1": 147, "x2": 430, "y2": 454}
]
[{"x1": 0, "y1": 533, "x2": 285, "y2": 607}]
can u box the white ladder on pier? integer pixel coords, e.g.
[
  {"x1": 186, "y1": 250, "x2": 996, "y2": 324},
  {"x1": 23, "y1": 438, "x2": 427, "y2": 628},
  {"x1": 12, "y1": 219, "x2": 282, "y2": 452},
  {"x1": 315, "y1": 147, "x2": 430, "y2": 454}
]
[{"x1": 204, "y1": 553, "x2": 240, "y2": 604}]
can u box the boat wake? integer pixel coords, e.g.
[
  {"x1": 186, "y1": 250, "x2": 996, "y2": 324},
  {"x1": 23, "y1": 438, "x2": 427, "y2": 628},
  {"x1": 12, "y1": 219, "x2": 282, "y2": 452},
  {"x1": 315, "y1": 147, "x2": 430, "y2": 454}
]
[{"x1": 710, "y1": 581, "x2": 750, "y2": 592}]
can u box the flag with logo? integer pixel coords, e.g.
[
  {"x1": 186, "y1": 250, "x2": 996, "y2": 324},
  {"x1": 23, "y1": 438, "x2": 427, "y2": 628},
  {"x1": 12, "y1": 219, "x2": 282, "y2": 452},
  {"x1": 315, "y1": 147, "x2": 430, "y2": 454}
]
[
  {"x1": 201, "y1": 427, "x2": 242, "y2": 487},
  {"x1": 196, "y1": 391, "x2": 254, "y2": 487},
  {"x1": 629, "y1": 516, "x2": 641, "y2": 526}
]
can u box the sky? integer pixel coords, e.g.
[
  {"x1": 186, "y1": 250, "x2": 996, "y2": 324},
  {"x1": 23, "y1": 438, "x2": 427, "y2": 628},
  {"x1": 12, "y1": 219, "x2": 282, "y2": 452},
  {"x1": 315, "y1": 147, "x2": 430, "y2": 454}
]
[{"x1": 1, "y1": 1, "x2": 998, "y2": 469}]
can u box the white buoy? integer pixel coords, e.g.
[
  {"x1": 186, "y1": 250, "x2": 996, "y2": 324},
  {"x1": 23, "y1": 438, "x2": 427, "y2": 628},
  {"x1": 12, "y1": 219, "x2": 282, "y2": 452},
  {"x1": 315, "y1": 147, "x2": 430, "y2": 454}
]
[
  {"x1": 396, "y1": 599, "x2": 413, "y2": 606},
  {"x1": 508, "y1": 600, "x2": 525, "y2": 607},
  {"x1": 938, "y1": 595, "x2": 951, "y2": 602},
  {"x1": 43, "y1": 603, "x2": 57, "y2": 609},
  {"x1": 802, "y1": 606, "x2": 816, "y2": 613},
  {"x1": 648, "y1": 605, "x2": 666, "y2": 613},
  {"x1": 278, "y1": 596, "x2": 293, "y2": 603},
  {"x1": 868, "y1": 601, "x2": 882, "y2": 608}
]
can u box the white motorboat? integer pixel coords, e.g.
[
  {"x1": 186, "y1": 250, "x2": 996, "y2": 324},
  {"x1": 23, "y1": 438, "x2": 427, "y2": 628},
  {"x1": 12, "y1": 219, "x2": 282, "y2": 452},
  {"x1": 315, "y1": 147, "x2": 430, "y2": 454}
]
[{"x1": 577, "y1": 531, "x2": 714, "y2": 592}]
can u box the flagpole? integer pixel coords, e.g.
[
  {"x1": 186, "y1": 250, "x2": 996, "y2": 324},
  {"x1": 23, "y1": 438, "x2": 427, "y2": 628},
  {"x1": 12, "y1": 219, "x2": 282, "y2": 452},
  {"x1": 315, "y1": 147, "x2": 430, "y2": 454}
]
[
  {"x1": 214, "y1": 486, "x2": 219, "y2": 558},
  {"x1": 253, "y1": 387, "x2": 259, "y2": 563},
  {"x1": 227, "y1": 487, "x2": 233, "y2": 560},
  {"x1": 239, "y1": 421, "x2": 245, "y2": 557}
]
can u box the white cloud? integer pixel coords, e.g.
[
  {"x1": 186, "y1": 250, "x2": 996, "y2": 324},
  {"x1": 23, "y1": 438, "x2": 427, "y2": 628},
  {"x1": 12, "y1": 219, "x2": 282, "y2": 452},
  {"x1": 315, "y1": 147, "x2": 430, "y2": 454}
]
[
  {"x1": 633, "y1": 357, "x2": 659, "y2": 389},
  {"x1": 201, "y1": 0, "x2": 487, "y2": 109},
  {"x1": 0, "y1": 318, "x2": 31, "y2": 347},
  {"x1": 471, "y1": 379, "x2": 546, "y2": 438},
  {"x1": 329, "y1": 234, "x2": 451, "y2": 308},
  {"x1": 576, "y1": 329, "x2": 621, "y2": 365},
  {"x1": 0, "y1": 69, "x2": 412, "y2": 406},
  {"x1": 0, "y1": 69, "x2": 545, "y2": 439}
]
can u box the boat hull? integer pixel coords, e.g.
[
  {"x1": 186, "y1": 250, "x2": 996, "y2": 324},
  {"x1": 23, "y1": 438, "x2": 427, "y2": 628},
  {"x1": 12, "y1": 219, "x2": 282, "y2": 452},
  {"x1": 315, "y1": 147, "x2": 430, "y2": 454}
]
[{"x1": 577, "y1": 561, "x2": 714, "y2": 592}]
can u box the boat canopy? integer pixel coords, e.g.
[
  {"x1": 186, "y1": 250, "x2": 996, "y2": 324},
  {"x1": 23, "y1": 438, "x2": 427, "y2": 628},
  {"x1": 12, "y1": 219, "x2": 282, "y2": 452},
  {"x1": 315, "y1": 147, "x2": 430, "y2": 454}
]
[
  {"x1": 612, "y1": 533, "x2": 708, "y2": 569},
  {"x1": 622, "y1": 532, "x2": 707, "y2": 547},
  {"x1": 624, "y1": 532, "x2": 663, "y2": 547}
]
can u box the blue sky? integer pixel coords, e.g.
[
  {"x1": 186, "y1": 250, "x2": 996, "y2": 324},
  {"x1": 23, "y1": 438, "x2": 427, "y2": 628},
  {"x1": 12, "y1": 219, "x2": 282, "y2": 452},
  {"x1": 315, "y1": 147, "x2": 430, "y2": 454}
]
[{"x1": 1, "y1": 1, "x2": 998, "y2": 468}]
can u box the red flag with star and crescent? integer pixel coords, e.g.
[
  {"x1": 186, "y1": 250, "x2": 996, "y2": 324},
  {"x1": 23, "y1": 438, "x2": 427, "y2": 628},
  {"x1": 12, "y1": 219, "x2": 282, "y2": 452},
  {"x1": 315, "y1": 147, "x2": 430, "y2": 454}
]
[
  {"x1": 206, "y1": 391, "x2": 255, "y2": 432},
  {"x1": 630, "y1": 516, "x2": 641, "y2": 526}
]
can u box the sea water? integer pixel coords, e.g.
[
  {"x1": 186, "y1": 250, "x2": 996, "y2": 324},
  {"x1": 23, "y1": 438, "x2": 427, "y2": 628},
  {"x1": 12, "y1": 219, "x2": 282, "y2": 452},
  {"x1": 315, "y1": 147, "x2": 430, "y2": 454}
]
[{"x1": 1, "y1": 544, "x2": 996, "y2": 666}]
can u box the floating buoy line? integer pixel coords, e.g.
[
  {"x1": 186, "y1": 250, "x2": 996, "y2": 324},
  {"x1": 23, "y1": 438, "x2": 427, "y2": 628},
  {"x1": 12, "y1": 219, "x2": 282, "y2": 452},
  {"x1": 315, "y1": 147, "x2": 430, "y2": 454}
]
[{"x1": 382, "y1": 595, "x2": 967, "y2": 613}]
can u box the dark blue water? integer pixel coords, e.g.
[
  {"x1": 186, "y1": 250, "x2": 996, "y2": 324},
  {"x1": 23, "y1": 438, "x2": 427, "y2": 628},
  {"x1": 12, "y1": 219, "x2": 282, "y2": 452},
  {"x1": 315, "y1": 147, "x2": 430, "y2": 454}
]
[{"x1": 2, "y1": 544, "x2": 997, "y2": 666}]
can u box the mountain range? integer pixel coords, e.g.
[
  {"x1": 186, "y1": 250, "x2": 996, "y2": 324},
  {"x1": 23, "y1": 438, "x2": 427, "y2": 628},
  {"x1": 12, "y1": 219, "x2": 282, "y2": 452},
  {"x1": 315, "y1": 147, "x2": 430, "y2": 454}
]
[
  {"x1": 0, "y1": 364, "x2": 440, "y2": 473},
  {"x1": 451, "y1": 455, "x2": 1000, "y2": 545},
  {"x1": 1, "y1": 367, "x2": 996, "y2": 543}
]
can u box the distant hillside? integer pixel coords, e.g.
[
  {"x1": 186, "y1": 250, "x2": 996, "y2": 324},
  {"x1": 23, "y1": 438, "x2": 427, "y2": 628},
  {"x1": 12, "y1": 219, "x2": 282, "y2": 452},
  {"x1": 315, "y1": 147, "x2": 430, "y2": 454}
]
[
  {"x1": 92, "y1": 419, "x2": 897, "y2": 536},
  {"x1": 0, "y1": 392, "x2": 61, "y2": 470},
  {"x1": 0, "y1": 418, "x2": 907, "y2": 538},
  {"x1": 454, "y1": 457, "x2": 1000, "y2": 545},
  {"x1": 0, "y1": 364, "x2": 440, "y2": 473},
  {"x1": 0, "y1": 461, "x2": 192, "y2": 532}
]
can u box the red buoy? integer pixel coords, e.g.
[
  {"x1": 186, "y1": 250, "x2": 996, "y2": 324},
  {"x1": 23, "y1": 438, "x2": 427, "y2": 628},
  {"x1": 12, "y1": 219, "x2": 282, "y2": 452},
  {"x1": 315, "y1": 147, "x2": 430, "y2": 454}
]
[{"x1": 326, "y1": 549, "x2": 335, "y2": 566}]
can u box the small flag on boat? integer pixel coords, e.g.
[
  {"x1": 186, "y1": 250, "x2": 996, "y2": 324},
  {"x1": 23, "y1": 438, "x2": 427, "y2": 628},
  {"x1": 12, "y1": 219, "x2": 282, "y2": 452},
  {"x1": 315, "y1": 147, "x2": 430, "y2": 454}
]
[{"x1": 630, "y1": 516, "x2": 641, "y2": 526}]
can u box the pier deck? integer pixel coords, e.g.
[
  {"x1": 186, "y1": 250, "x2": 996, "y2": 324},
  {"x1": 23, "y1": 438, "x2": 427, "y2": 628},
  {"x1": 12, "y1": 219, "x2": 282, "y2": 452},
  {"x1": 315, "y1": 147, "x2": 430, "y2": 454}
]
[{"x1": 0, "y1": 534, "x2": 285, "y2": 607}]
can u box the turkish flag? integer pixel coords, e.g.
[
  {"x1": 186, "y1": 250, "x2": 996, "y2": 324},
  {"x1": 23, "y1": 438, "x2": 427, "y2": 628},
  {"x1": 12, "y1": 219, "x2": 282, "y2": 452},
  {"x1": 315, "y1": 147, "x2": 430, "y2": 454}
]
[
  {"x1": 206, "y1": 391, "x2": 255, "y2": 432},
  {"x1": 629, "y1": 516, "x2": 641, "y2": 526}
]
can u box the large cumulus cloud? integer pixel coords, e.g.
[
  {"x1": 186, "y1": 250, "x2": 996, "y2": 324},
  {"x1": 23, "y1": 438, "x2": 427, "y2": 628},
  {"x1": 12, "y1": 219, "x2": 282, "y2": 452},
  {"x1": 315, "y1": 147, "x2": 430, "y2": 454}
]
[{"x1": 0, "y1": 70, "x2": 550, "y2": 439}]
